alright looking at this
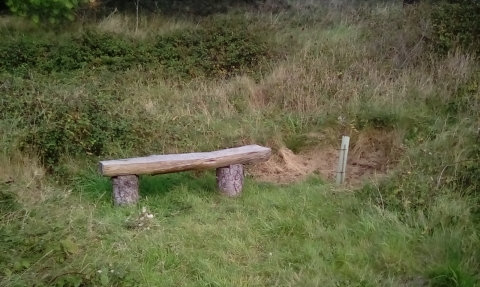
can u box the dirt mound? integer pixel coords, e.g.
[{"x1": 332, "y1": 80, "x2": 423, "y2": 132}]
[{"x1": 250, "y1": 130, "x2": 404, "y2": 186}]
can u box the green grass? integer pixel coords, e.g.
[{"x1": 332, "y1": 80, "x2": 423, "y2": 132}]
[
  {"x1": 1, "y1": 1, "x2": 480, "y2": 286},
  {"x1": 2, "y1": 170, "x2": 478, "y2": 287}
]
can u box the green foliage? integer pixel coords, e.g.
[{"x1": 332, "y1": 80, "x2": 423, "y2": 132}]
[
  {"x1": 428, "y1": 265, "x2": 478, "y2": 287},
  {"x1": 354, "y1": 107, "x2": 400, "y2": 130},
  {"x1": 284, "y1": 134, "x2": 321, "y2": 154},
  {"x1": 0, "y1": 186, "x2": 18, "y2": 213},
  {"x1": 0, "y1": 77, "x2": 152, "y2": 171},
  {"x1": 444, "y1": 78, "x2": 479, "y2": 116},
  {"x1": 358, "y1": 71, "x2": 480, "y2": 216},
  {"x1": 6, "y1": 0, "x2": 87, "y2": 24},
  {"x1": 0, "y1": 17, "x2": 275, "y2": 172},
  {"x1": 454, "y1": 145, "x2": 480, "y2": 192},
  {"x1": 0, "y1": 31, "x2": 152, "y2": 76},
  {"x1": 103, "y1": 0, "x2": 288, "y2": 16},
  {"x1": 152, "y1": 17, "x2": 273, "y2": 79},
  {"x1": 19, "y1": 95, "x2": 128, "y2": 170},
  {"x1": 430, "y1": 0, "x2": 480, "y2": 55},
  {"x1": 0, "y1": 19, "x2": 273, "y2": 79},
  {"x1": 0, "y1": 221, "x2": 138, "y2": 286},
  {"x1": 359, "y1": 131, "x2": 480, "y2": 215}
]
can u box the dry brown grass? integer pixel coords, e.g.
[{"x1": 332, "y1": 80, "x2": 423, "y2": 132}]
[
  {"x1": 1, "y1": 3, "x2": 480, "y2": 286},
  {"x1": 96, "y1": 13, "x2": 195, "y2": 38},
  {"x1": 72, "y1": 5, "x2": 477, "y2": 184}
]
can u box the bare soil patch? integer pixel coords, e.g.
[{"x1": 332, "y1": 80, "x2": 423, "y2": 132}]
[{"x1": 250, "y1": 130, "x2": 404, "y2": 186}]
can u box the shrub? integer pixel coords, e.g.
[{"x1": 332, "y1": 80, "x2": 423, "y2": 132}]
[
  {"x1": 0, "y1": 17, "x2": 276, "y2": 171},
  {"x1": 0, "y1": 19, "x2": 274, "y2": 79},
  {"x1": 152, "y1": 17, "x2": 273, "y2": 79},
  {"x1": 0, "y1": 31, "x2": 151, "y2": 76},
  {"x1": 359, "y1": 130, "x2": 480, "y2": 216},
  {"x1": 6, "y1": 0, "x2": 87, "y2": 24},
  {"x1": 430, "y1": 0, "x2": 480, "y2": 55},
  {"x1": 20, "y1": 95, "x2": 136, "y2": 170},
  {"x1": 0, "y1": 77, "x2": 152, "y2": 171},
  {"x1": 101, "y1": 0, "x2": 287, "y2": 16}
]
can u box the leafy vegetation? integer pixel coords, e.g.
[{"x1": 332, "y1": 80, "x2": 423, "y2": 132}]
[
  {"x1": 5, "y1": 0, "x2": 87, "y2": 24},
  {"x1": 431, "y1": 0, "x2": 480, "y2": 55},
  {"x1": 0, "y1": 18, "x2": 273, "y2": 78},
  {"x1": 1, "y1": 1, "x2": 480, "y2": 286}
]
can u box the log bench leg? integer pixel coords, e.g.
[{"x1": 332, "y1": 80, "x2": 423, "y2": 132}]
[
  {"x1": 216, "y1": 164, "x2": 244, "y2": 197},
  {"x1": 111, "y1": 165, "x2": 244, "y2": 205},
  {"x1": 112, "y1": 175, "x2": 139, "y2": 206}
]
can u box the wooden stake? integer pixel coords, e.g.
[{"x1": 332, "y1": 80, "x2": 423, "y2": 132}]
[{"x1": 336, "y1": 136, "x2": 350, "y2": 185}]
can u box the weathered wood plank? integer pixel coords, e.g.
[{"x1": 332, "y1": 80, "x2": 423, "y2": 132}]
[{"x1": 98, "y1": 145, "x2": 271, "y2": 177}]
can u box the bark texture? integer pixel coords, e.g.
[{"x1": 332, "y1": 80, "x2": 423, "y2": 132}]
[
  {"x1": 112, "y1": 175, "x2": 139, "y2": 206},
  {"x1": 216, "y1": 164, "x2": 244, "y2": 196}
]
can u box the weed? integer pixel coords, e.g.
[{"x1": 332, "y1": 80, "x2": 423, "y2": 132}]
[
  {"x1": 0, "y1": 185, "x2": 17, "y2": 212},
  {"x1": 0, "y1": 1, "x2": 480, "y2": 286}
]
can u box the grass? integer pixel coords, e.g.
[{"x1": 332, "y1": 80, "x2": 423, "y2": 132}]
[
  {"x1": 2, "y1": 165, "x2": 478, "y2": 287},
  {"x1": 1, "y1": 1, "x2": 480, "y2": 286}
]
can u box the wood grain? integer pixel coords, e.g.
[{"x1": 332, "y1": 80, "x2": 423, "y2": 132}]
[{"x1": 98, "y1": 145, "x2": 271, "y2": 177}]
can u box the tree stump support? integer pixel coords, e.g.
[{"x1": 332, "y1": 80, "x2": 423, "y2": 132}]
[
  {"x1": 112, "y1": 175, "x2": 139, "y2": 206},
  {"x1": 216, "y1": 164, "x2": 244, "y2": 197}
]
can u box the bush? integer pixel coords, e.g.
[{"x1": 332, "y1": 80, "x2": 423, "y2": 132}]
[
  {"x1": 0, "y1": 31, "x2": 151, "y2": 75},
  {"x1": 0, "y1": 77, "x2": 151, "y2": 171},
  {"x1": 430, "y1": 0, "x2": 480, "y2": 55},
  {"x1": 6, "y1": 0, "x2": 87, "y2": 24},
  {"x1": 101, "y1": 0, "x2": 287, "y2": 16},
  {"x1": 0, "y1": 18, "x2": 274, "y2": 79},
  {"x1": 152, "y1": 17, "x2": 273, "y2": 79},
  {"x1": 359, "y1": 130, "x2": 480, "y2": 216}
]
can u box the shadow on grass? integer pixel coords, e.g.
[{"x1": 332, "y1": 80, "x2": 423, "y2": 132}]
[
  {"x1": 73, "y1": 169, "x2": 220, "y2": 204},
  {"x1": 73, "y1": 168, "x2": 325, "y2": 207},
  {"x1": 140, "y1": 171, "x2": 217, "y2": 198}
]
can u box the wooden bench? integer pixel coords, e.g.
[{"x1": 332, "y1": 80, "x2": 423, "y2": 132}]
[{"x1": 98, "y1": 145, "x2": 272, "y2": 206}]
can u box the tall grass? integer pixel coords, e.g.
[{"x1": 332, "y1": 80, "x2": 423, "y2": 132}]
[{"x1": 1, "y1": 1, "x2": 479, "y2": 286}]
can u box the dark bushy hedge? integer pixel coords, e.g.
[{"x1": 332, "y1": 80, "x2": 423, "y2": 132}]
[
  {"x1": 0, "y1": 18, "x2": 273, "y2": 79},
  {"x1": 100, "y1": 0, "x2": 286, "y2": 15},
  {"x1": 431, "y1": 0, "x2": 480, "y2": 55}
]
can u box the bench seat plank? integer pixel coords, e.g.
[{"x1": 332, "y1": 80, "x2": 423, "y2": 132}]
[{"x1": 99, "y1": 144, "x2": 271, "y2": 177}]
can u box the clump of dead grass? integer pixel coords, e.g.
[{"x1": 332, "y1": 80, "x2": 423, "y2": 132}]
[{"x1": 251, "y1": 127, "x2": 404, "y2": 186}]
